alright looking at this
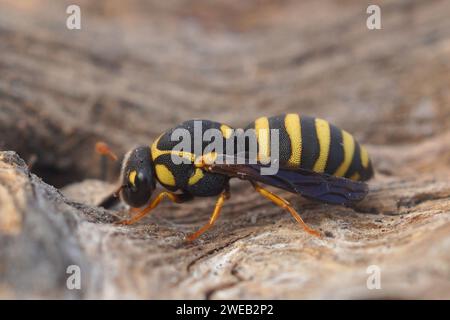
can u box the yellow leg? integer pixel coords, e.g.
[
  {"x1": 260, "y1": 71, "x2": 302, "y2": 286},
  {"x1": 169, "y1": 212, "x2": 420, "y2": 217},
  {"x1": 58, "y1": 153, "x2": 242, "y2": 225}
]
[
  {"x1": 251, "y1": 182, "x2": 321, "y2": 238},
  {"x1": 185, "y1": 189, "x2": 230, "y2": 242},
  {"x1": 116, "y1": 192, "x2": 189, "y2": 225}
]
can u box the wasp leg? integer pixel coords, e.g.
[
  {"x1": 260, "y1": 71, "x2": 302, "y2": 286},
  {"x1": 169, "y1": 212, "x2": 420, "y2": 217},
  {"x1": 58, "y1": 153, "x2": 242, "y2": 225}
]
[
  {"x1": 123, "y1": 206, "x2": 140, "y2": 218},
  {"x1": 185, "y1": 187, "x2": 230, "y2": 242},
  {"x1": 250, "y1": 181, "x2": 321, "y2": 238},
  {"x1": 116, "y1": 192, "x2": 192, "y2": 225}
]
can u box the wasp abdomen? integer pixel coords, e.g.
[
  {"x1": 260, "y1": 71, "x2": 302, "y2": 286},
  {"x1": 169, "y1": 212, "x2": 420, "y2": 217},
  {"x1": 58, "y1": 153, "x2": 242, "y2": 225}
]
[{"x1": 245, "y1": 114, "x2": 374, "y2": 181}]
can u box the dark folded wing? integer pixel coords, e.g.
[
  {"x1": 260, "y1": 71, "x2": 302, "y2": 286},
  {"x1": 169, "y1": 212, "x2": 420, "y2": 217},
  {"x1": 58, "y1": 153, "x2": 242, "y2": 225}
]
[{"x1": 209, "y1": 162, "x2": 368, "y2": 205}]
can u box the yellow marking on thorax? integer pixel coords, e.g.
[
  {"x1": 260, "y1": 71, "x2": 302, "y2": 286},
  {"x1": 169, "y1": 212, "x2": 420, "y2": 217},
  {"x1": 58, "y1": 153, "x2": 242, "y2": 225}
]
[
  {"x1": 254, "y1": 117, "x2": 270, "y2": 163},
  {"x1": 155, "y1": 164, "x2": 176, "y2": 187},
  {"x1": 129, "y1": 170, "x2": 137, "y2": 186},
  {"x1": 334, "y1": 130, "x2": 355, "y2": 177},
  {"x1": 150, "y1": 134, "x2": 164, "y2": 161},
  {"x1": 220, "y1": 124, "x2": 233, "y2": 139},
  {"x1": 313, "y1": 118, "x2": 331, "y2": 172},
  {"x1": 195, "y1": 152, "x2": 218, "y2": 167},
  {"x1": 350, "y1": 172, "x2": 360, "y2": 181},
  {"x1": 151, "y1": 134, "x2": 196, "y2": 163},
  {"x1": 285, "y1": 114, "x2": 302, "y2": 166},
  {"x1": 188, "y1": 168, "x2": 204, "y2": 185},
  {"x1": 360, "y1": 145, "x2": 370, "y2": 168}
]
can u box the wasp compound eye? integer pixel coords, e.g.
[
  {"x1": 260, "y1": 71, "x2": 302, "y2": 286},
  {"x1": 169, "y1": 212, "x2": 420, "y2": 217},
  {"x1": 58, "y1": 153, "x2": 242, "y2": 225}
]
[{"x1": 120, "y1": 146, "x2": 155, "y2": 208}]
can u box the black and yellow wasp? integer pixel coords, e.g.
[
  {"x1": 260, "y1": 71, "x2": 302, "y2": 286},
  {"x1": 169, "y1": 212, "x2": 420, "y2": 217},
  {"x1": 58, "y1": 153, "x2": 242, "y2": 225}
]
[{"x1": 98, "y1": 114, "x2": 374, "y2": 241}]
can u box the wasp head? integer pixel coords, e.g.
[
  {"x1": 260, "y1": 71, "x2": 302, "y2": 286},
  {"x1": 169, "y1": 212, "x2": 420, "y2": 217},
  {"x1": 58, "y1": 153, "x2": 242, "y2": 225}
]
[{"x1": 119, "y1": 146, "x2": 155, "y2": 208}]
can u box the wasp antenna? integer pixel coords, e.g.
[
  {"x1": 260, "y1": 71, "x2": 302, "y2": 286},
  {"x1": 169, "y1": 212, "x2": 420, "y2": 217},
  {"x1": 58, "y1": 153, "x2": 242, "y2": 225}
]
[
  {"x1": 113, "y1": 185, "x2": 126, "y2": 198},
  {"x1": 95, "y1": 141, "x2": 118, "y2": 161}
]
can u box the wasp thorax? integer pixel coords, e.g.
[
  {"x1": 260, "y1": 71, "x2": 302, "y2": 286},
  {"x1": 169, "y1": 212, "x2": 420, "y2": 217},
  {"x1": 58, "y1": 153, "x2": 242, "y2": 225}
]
[{"x1": 120, "y1": 146, "x2": 155, "y2": 208}]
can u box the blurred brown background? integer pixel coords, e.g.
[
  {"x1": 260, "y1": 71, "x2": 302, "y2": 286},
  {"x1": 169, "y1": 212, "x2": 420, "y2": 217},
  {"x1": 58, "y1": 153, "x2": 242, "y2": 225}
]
[
  {"x1": 1, "y1": 0, "x2": 449, "y2": 185},
  {"x1": 0, "y1": 0, "x2": 450, "y2": 299}
]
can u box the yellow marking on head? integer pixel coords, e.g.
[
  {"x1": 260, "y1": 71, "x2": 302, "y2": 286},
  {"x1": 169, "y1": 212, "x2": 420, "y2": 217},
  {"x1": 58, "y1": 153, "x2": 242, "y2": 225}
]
[
  {"x1": 128, "y1": 170, "x2": 137, "y2": 186},
  {"x1": 285, "y1": 114, "x2": 302, "y2": 166},
  {"x1": 254, "y1": 117, "x2": 270, "y2": 163},
  {"x1": 188, "y1": 168, "x2": 204, "y2": 185},
  {"x1": 155, "y1": 164, "x2": 176, "y2": 187},
  {"x1": 350, "y1": 172, "x2": 360, "y2": 181},
  {"x1": 151, "y1": 134, "x2": 196, "y2": 163},
  {"x1": 220, "y1": 124, "x2": 233, "y2": 139},
  {"x1": 360, "y1": 145, "x2": 370, "y2": 168},
  {"x1": 313, "y1": 118, "x2": 331, "y2": 172},
  {"x1": 334, "y1": 130, "x2": 355, "y2": 177}
]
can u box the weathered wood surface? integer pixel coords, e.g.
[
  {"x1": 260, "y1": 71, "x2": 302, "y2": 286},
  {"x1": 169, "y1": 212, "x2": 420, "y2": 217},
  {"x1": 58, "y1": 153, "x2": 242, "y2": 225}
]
[{"x1": 0, "y1": 0, "x2": 450, "y2": 299}]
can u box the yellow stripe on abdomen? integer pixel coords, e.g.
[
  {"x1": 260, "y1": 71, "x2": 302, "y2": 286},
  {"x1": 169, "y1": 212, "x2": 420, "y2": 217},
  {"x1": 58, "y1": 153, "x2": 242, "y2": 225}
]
[
  {"x1": 285, "y1": 113, "x2": 302, "y2": 167},
  {"x1": 313, "y1": 118, "x2": 331, "y2": 172},
  {"x1": 254, "y1": 117, "x2": 270, "y2": 163},
  {"x1": 360, "y1": 145, "x2": 369, "y2": 169},
  {"x1": 334, "y1": 130, "x2": 355, "y2": 177},
  {"x1": 350, "y1": 172, "x2": 360, "y2": 181}
]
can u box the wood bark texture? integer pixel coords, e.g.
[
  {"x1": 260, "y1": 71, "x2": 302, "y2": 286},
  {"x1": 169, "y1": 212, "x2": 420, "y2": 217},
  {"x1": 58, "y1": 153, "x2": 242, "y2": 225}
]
[{"x1": 0, "y1": 0, "x2": 449, "y2": 299}]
